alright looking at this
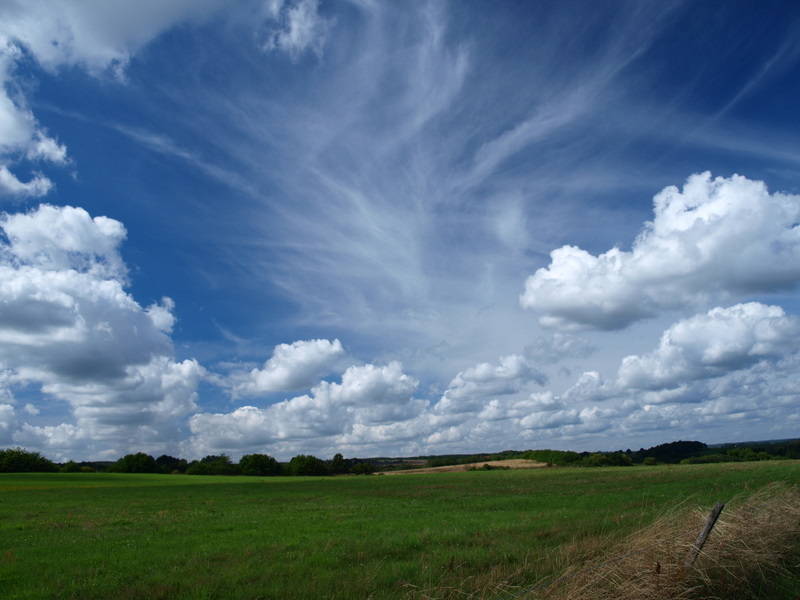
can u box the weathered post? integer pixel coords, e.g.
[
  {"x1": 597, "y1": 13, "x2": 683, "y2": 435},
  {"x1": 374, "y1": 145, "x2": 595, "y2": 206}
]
[{"x1": 684, "y1": 501, "x2": 725, "y2": 570}]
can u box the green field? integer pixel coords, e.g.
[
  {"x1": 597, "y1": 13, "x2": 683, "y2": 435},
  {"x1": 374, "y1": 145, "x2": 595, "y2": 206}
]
[{"x1": 1, "y1": 461, "x2": 798, "y2": 599}]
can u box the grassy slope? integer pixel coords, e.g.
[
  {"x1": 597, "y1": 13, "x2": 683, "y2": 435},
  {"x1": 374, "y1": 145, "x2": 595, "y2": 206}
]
[{"x1": 0, "y1": 461, "x2": 797, "y2": 599}]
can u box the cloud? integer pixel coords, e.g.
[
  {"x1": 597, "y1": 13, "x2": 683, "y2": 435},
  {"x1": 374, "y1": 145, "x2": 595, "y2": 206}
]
[
  {"x1": 233, "y1": 338, "x2": 345, "y2": 396},
  {"x1": 24, "y1": 356, "x2": 204, "y2": 458},
  {"x1": 616, "y1": 353, "x2": 800, "y2": 440},
  {"x1": 0, "y1": 204, "x2": 203, "y2": 459},
  {"x1": 562, "y1": 371, "x2": 610, "y2": 404},
  {"x1": 0, "y1": 166, "x2": 53, "y2": 197},
  {"x1": 478, "y1": 391, "x2": 575, "y2": 427},
  {"x1": 0, "y1": 0, "x2": 230, "y2": 74},
  {"x1": 1, "y1": 204, "x2": 127, "y2": 278},
  {"x1": 524, "y1": 332, "x2": 597, "y2": 364},
  {"x1": 185, "y1": 301, "x2": 800, "y2": 458},
  {"x1": 188, "y1": 361, "x2": 424, "y2": 457},
  {"x1": 617, "y1": 302, "x2": 800, "y2": 391},
  {"x1": 434, "y1": 355, "x2": 546, "y2": 414},
  {"x1": 0, "y1": 0, "x2": 238, "y2": 198},
  {"x1": 0, "y1": 47, "x2": 65, "y2": 198},
  {"x1": 521, "y1": 173, "x2": 800, "y2": 330},
  {"x1": 0, "y1": 403, "x2": 17, "y2": 444},
  {"x1": 261, "y1": 0, "x2": 334, "y2": 60}
]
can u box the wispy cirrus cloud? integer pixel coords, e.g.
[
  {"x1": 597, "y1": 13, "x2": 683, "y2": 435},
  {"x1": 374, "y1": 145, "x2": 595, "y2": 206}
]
[{"x1": 261, "y1": 0, "x2": 335, "y2": 60}]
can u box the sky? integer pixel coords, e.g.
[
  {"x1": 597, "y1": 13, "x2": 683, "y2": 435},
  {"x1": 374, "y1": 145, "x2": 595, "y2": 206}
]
[{"x1": 1, "y1": 0, "x2": 799, "y2": 462}]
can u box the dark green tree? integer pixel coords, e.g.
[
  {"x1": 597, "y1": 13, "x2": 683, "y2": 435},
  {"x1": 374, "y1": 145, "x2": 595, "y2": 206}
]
[
  {"x1": 239, "y1": 453, "x2": 282, "y2": 476},
  {"x1": 329, "y1": 452, "x2": 350, "y2": 475},
  {"x1": 155, "y1": 454, "x2": 188, "y2": 473},
  {"x1": 108, "y1": 452, "x2": 163, "y2": 473},
  {"x1": 606, "y1": 452, "x2": 633, "y2": 466},
  {"x1": 61, "y1": 460, "x2": 81, "y2": 473},
  {"x1": 726, "y1": 447, "x2": 760, "y2": 462},
  {"x1": 186, "y1": 454, "x2": 238, "y2": 475},
  {"x1": 350, "y1": 461, "x2": 375, "y2": 475},
  {"x1": 0, "y1": 447, "x2": 58, "y2": 472},
  {"x1": 582, "y1": 453, "x2": 612, "y2": 467},
  {"x1": 287, "y1": 454, "x2": 329, "y2": 476}
]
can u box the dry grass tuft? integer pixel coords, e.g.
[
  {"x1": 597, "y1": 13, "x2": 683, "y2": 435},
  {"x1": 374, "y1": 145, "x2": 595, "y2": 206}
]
[
  {"x1": 691, "y1": 481, "x2": 800, "y2": 599},
  {"x1": 527, "y1": 482, "x2": 800, "y2": 600}
]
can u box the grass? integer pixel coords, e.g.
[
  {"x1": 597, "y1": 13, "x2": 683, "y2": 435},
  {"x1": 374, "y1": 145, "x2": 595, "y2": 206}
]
[
  {"x1": 533, "y1": 481, "x2": 800, "y2": 600},
  {"x1": 0, "y1": 461, "x2": 797, "y2": 599}
]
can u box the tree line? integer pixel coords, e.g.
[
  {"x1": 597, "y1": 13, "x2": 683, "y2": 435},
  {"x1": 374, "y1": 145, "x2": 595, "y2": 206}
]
[
  {"x1": 1, "y1": 438, "x2": 798, "y2": 474},
  {"x1": 0, "y1": 447, "x2": 375, "y2": 475},
  {"x1": 414, "y1": 439, "x2": 800, "y2": 469}
]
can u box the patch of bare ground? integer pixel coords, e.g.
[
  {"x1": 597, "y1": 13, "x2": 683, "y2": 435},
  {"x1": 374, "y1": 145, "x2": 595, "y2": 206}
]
[{"x1": 376, "y1": 459, "x2": 548, "y2": 475}]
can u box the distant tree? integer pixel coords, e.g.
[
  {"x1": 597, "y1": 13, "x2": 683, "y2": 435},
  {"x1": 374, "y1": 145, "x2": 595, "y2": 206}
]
[
  {"x1": 186, "y1": 454, "x2": 238, "y2": 475},
  {"x1": 635, "y1": 440, "x2": 707, "y2": 464},
  {"x1": 643, "y1": 457, "x2": 658, "y2": 466},
  {"x1": 156, "y1": 454, "x2": 188, "y2": 473},
  {"x1": 329, "y1": 453, "x2": 350, "y2": 475},
  {"x1": 350, "y1": 462, "x2": 375, "y2": 475},
  {"x1": 606, "y1": 452, "x2": 633, "y2": 467},
  {"x1": 61, "y1": 460, "x2": 81, "y2": 473},
  {"x1": 726, "y1": 447, "x2": 771, "y2": 462},
  {"x1": 582, "y1": 453, "x2": 612, "y2": 467},
  {"x1": 522, "y1": 449, "x2": 583, "y2": 467},
  {"x1": 108, "y1": 452, "x2": 163, "y2": 473},
  {"x1": 680, "y1": 454, "x2": 727, "y2": 465},
  {"x1": 239, "y1": 453, "x2": 282, "y2": 476},
  {"x1": 0, "y1": 447, "x2": 58, "y2": 473},
  {"x1": 287, "y1": 454, "x2": 329, "y2": 476}
]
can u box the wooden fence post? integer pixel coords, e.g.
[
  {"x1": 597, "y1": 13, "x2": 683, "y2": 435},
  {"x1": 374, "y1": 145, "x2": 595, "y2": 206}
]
[{"x1": 684, "y1": 501, "x2": 725, "y2": 570}]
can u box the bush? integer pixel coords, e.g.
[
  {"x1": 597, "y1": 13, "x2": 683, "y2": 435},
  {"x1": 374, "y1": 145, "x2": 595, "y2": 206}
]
[
  {"x1": 467, "y1": 464, "x2": 510, "y2": 471},
  {"x1": 0, "y1": 447, "x2": 58, "y2": 473},
  {"x1": 680, "y1": 454, "x2": 728, "y2": 464}
]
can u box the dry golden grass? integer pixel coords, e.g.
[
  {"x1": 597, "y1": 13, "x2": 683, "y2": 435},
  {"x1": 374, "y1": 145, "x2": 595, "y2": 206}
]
[
  {"x1": 377, "y1": 459, "x2": 549, "y2": 475},
  {"x1": 524, "y1": 481, "x2": 800, "y2": 600}
]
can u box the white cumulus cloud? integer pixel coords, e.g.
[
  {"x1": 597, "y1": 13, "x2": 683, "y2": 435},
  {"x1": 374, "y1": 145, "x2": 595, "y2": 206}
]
[
  {"x1": 1, "y1": 204, "x2": 127, "y2": 279},
  {"x1": 233, "y1": 338, "x2": 345, "y2": 396},
  {"x1": 435, "y1": 354, "x2": 546, "y2": 414},
  {"x1": 0, "y1": 204, "x2": 204, "y2": 459},
  {"x1": 188, "y1": 361, "x2": 423, "y2": 458},
  {"x1": 521, "y1": 173, "x2": 800, "y2": 330},
  {"x1": 617, "y1": 302, "x2": 800, "y2": 391}
]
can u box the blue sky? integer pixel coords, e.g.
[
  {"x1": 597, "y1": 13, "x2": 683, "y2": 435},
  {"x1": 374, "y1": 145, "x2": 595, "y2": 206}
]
[{"x1": 1, "y1": 0, "x2": 799, "y2": 461}]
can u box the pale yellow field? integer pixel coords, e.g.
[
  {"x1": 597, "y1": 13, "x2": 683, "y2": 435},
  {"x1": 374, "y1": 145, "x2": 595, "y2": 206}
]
[{"x1": 377, "y1": 458, "x2": 548, "y2": 475}]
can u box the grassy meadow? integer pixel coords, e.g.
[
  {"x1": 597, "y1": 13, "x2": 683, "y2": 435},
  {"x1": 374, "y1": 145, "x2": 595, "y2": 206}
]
[{"x1": 1, "y1": 461, "x2": 798, "y2": 599}]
